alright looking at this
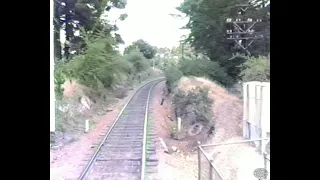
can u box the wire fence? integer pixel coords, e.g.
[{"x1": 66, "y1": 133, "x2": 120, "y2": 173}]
[
  {"x1": 198, "y1": 146, "x2": 224, "y2": 180},
  {"x1": 198, "y1": 139, "x2": 270, "y2": 180}
]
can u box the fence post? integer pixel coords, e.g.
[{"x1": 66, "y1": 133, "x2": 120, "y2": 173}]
[{"x1": 209, "y1": 163, "x2": 213, "y2": 180}]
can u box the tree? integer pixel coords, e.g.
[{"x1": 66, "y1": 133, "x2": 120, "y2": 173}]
[
  {"x1": 124, "y1": 50, "x2": 150, "y2": 72},
  {"x1": 177, "y1": 0, "x2": 270, "y2": 84},
  {"x1": 240, "y1": 56, "x2": 270, "y2": 82},
  {"x1": 119, "y1": 13, "x2": 128, "y2": 21},
  {"x1": 54, "y1": 0, "x2": 63, "y2": 60},
  {"x1": 53, "y1": 0, "x2": 128, "y2": 60},
  {"x1": 124, "y1": 39, "x2": 157, "y2": 59},
  {"x1": 153, "y1": 47, "x2": 178, "y2": 70},
  {"x1": 63, "y1": 0, "x2": 77, "y2": 59}
]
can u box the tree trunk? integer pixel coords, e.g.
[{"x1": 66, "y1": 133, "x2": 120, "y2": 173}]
[
  {"x1": 54, "y1": 0, "x2": 62, "y2": 60},
  {"x1": 64, "y1": 0, "x2": 76, "y2": 60}
]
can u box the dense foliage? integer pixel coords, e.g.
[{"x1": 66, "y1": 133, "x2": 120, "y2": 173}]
[
  {"x1": 179, "y1": 58, "x2": 233, "y2": 86},
  {"x1": 53, "y1": 0, "x2": 270, "y2": 98},
  {"x1": 240, "y1": 56, "x2": 270, "y2": 82},
  {"x1": 176, "y1": 0, "x2": 270, "y2": 83},
  {"x1": 54, "y1": 0, "x2": 158, "y2": 97},
  {"x1": 124, "y1": 39, "x2": 157, "y2": 59},
  {"x1": 173, "y1": 87, "x2": 214, "y2": 126},
  {"x1": 164, "y1": 66, "x2": 183, "y2": 93},
  {"x1": 124, "y1": 50, "x2": 150, "y2": 72},
  {"x1": 54, "y1": 0, "x2": 128, "y2": 61}
]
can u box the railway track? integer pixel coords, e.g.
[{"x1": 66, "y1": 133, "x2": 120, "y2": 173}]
[{"x1": 78, "y1": 79, "x2": 164, "y2": 180}]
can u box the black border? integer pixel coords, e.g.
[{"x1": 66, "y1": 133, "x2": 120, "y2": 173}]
[
  {"x1": 4, "y1": 0, "x2": 316, "y2": 179},
  {"x1": 4, "y1": 1, "x2": 49, "y2": 178},
  {"x1": 271, "y1": 0, "x2": 316, "y2": 178}
]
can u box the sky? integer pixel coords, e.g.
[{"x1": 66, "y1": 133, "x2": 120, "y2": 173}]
[
  {"x1": 60, "y1": 0, "x2": 189, "y2": 52},
  {"x1": 108, "y1": 0, "x2": 190, "y2": 51}
]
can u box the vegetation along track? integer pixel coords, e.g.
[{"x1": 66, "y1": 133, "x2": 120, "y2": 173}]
[{"x1": 78, "y1": 78, "x2": 165, "y2": 180}]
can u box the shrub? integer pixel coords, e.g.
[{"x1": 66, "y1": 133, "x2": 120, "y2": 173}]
[
  {"x1": 240, "y1": 56, "x2": 270, "y2": 82},
  {"x1": 173, "y1": 87, "x2": 214, "y2": 127},
  {"x1": 178, "y1": 58, "x2": 233, "y2": 87},
  {"x1": 61, "y1": 35, "x2": 134, "y2": 90},
  {"x1": 113, "y1": 56, "x2": 134, "y2": 75},
  {"x1": 124, "y1": 50, "x2": 150, "y2": 73},
  {"x1": 164, "y1": 66, "x2": 183, "y2": 93}
]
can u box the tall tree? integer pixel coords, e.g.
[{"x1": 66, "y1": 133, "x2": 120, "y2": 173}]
[
  {"x1": 124, "y1": 39, "x2": 157, "y2": 59},
  {"x1": 53, "y1": 0, "x2": 128, "y2": 60},
  {"x1": 61, "y1": 0, "x2": 76, "y2": 59},
  {"x1": 54, "y1": 0, "x2": 63, "y2": 60},
  {"x1": 177, "y1": 0, "x2": 270, "y2": 82}
]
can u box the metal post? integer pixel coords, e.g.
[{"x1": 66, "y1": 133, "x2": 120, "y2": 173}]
[
  {"x1": 226, "y1": 3, "x2": 263, "y2": 58},
  {"x1": 209, "y1": 164, "x2": 213, "y2": 180}
]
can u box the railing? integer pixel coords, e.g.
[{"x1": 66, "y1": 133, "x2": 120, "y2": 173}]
[
  {"x1": 198, "y1": 146, "x2": 224, "y2": 180},
  {"x1": 198, "y1": 139, "x2": 270, "y2": 180}
]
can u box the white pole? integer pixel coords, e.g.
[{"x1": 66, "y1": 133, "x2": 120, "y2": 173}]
[
  {"x1": 177, "y1": 117, "x2": 181, "y2": 132},
  {"x1": 85, "y1": 120, "x2": 90, "y2": 132},
  {"x1": 50, "y1": 0, "x2": 56, "y2": 132}
]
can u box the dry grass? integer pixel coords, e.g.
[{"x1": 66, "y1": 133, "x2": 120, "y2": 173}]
[
  {"x1": 176, "y1": 76, "x2": 243, "y2": 142},
  {"x1": 62, "y1": 80, "x2": 80, "y2": 98}
]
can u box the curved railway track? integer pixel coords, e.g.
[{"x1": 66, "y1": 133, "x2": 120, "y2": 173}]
[{"x1": 78, "y1": 79, "x2": 164, "y2": 180}]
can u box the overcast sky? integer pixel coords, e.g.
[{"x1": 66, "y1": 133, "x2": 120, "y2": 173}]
[{"x1": 108, "y1": 0, "x2": 189, "y2": 51}]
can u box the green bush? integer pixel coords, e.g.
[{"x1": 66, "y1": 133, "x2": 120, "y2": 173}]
[
  {"x1": 164, "y1": 66, "x2": 183, "y2": 93},
  {"x1": 178, "y1": 58, "x2": 233, "y2": 87},
  {"x1": 61, "y1": 35, "x2": 134, "y2": 90},
  {"x1": 114, "y1": 56, "x2": 134, "y2": 75},
  {"x1": 173, "y1": 87, "x2": 214, "y2": 127},
  {"x1": 124, "y1": 50, "x2": 150, "y2": 73},
  {"x1": 240, "y1": 56, "x2": 270, "y2": 82}
]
